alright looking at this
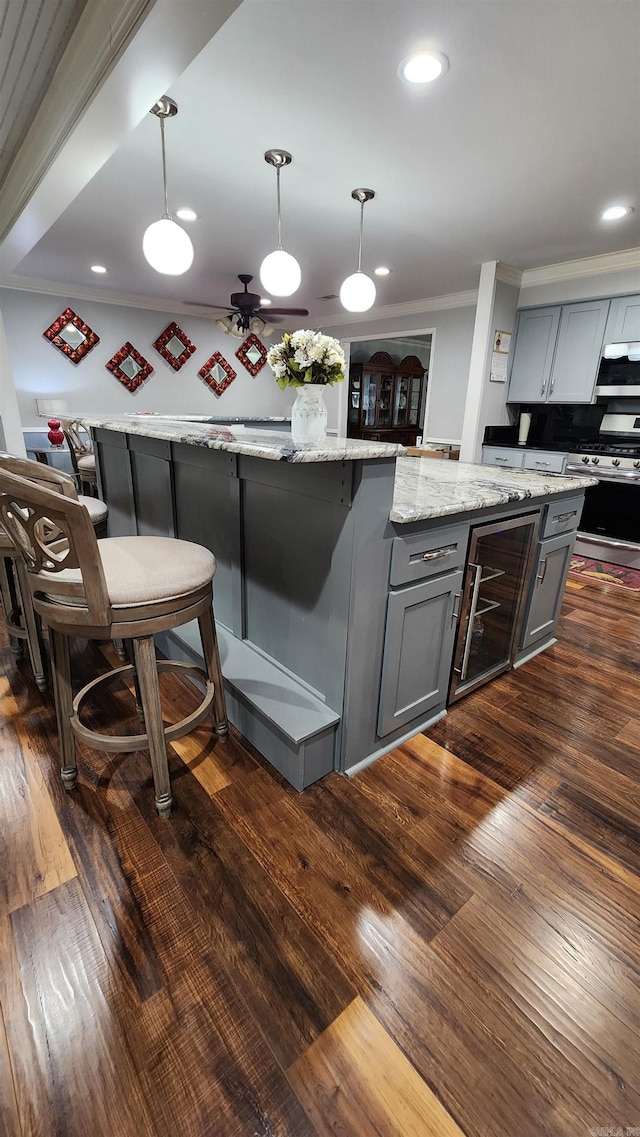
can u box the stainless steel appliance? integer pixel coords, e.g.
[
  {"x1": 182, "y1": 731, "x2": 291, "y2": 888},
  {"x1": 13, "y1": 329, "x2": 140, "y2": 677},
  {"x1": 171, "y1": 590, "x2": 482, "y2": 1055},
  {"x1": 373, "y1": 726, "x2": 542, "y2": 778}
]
[
  {"x1": 565, "y1": 413, "x2": 640, "y2": 568},
  {"x1": 449, "y1": 513, "x2": 539, "y2": 704},
  {"x1": 595, "y1": 347, "x2": 640, "y2": 397}
]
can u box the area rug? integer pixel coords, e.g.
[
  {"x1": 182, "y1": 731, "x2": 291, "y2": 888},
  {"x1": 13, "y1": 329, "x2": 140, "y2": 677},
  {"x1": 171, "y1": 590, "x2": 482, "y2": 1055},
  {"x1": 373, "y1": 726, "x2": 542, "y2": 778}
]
[{"x1": 569, "y1": 556, "x2": 640, "y2": 591}]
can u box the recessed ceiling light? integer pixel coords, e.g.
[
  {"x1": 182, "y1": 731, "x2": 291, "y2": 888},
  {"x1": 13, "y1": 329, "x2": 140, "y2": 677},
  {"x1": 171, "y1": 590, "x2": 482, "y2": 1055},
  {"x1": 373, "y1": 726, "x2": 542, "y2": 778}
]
[
  {"x1": 399, "y1": 51, "x2": 449, "y2": 85},
  {"x1": 374, "y1": 266, "x2": 391, "y2": 276},
  {"x1": 260, "y1": 298, "x2": 272, "y2": 306},
  {"x1": 601, "y1": 204, "x2": 633, "y2": 221},
  {"x1": 176, "y1": 207, "x2": 197, "y2": 222},
  {"x1": 91, "y1": 264, "x2": 107, "y2": 273}
]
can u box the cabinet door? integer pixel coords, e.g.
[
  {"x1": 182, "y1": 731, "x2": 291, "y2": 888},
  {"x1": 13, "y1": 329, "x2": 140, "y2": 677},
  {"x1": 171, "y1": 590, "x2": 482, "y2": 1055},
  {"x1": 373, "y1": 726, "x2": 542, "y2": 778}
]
[
  {"x1": 547, "y1": 299, "x2": 610, "y2": 403},
  {"x1": 94, "y1": 437, "x2": 135, "y2": 537},
  {"x1": 604, "y1": 294, "x2": 640, "y2": 344},
  {"x1": 508, "y1": 307, "x2": 561, "y2": 403},
  {"x1": 378, "y1": 570, "x2": 463, "y2": 737},
  {"x1": 482, "y1": 446, "x2": 525, "y2": 469},
  {"x1": 376, "y1": 372, "x2": 394, "y2": 428},
  {"x1": 520, "y1": 531, "x2": 576, "y2": 651}
]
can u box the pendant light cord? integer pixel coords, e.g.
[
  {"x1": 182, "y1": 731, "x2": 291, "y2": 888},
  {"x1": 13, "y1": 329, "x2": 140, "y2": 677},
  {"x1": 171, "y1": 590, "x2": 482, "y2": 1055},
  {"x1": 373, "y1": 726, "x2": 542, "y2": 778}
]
[
  {"x1": 357, "y1": 200, "x2": 365, "y2": 272},
  {"x1": 160, "y1": 116, "x2": 169, "y2": 219},
  {"x1": 276, "y1": 166, "x2": 282, "y2": 250}
]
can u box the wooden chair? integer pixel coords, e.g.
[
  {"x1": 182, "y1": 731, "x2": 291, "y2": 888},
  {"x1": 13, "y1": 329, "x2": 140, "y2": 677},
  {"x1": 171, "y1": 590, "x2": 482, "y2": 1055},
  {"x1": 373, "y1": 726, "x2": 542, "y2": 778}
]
[
  {"x1": 0, "y1": 467, "x2": 227, "y2": 817},
  {"x1": 0, "y1": 454, "x2": 109, "y2": 690},
  {"x1": 61, "y1": 419, "x2": 97, "y2": 496}
]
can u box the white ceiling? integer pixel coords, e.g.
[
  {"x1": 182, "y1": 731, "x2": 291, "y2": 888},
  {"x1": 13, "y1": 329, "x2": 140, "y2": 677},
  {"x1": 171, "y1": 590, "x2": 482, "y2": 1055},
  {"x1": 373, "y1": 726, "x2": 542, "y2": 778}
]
[{"x1": 7, "y1": 0, "x2": 640, "y2": 317}]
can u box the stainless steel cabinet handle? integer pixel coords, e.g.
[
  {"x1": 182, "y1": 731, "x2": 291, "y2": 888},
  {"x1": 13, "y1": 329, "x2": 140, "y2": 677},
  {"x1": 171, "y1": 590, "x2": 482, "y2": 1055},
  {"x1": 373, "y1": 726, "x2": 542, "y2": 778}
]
[
  {"x1": 495, "y1": 456, "x2": 509, "y2": 463},
  {"x1": 460, "y1": 562, "x2": 483, "y2": 682},
  {"x1": 536, "y1": 556, "x2": 548, "y2": 585},
  {"x1": 422, "y1": 545, "x2": 455, "y2": 561},
  {"x1": 553, "y1": 510, "x2": 577, "y2": 523},
  {"x1": 541, "y1": 381, "x2": 546, "y2": 396},
  {"x1": 451, "y1": 592, "x2": 461, "y2": 626},
  {"x1": 534, "y1": 460, "x2": 550, "y2": 467}
]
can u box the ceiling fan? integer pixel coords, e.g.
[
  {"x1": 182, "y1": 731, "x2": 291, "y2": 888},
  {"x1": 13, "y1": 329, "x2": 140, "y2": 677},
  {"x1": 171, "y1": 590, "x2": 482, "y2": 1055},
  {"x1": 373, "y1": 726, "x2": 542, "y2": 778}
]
[{"x1": 186, "y1": 274, "x2": 309, "y2": 337}]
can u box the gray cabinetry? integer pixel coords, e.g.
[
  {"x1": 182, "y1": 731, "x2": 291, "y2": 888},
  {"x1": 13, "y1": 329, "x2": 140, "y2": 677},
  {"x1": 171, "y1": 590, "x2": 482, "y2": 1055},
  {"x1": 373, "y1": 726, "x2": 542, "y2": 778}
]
[
  {"x1": 482, "y1": 445, "x2": 525, "y2": 469},
  {"x1": 508, "y1": 298, "x2": 610, "y2": 405},
  {"x1": 520, "y1": 529, "x2": 576, "y2": 652},
  {"x1": 93, "y1": 428, "x2": 135, "y2": 537},
  {"x1": 508, "y1": 306, "x2": 561, "y2": 404},
  {"x1": 604, "y1": 294, "x2": 640, "y2": 343},
  {"x1": 378, "y1": 570, "x2": 463, "y2": 737},
  {"x1": 523, "y1": 450, "x2": 566, "y2": 474},
  {"x1": 548, "y1": 299, "x2": 610, "y2": 402}
]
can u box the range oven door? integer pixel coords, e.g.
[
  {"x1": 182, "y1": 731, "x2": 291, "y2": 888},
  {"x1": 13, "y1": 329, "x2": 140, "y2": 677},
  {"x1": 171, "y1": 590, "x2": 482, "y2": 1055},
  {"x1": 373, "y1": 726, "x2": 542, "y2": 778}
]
[{"x1": 575, "y1": 476, "x2": 640, "y2": 545}]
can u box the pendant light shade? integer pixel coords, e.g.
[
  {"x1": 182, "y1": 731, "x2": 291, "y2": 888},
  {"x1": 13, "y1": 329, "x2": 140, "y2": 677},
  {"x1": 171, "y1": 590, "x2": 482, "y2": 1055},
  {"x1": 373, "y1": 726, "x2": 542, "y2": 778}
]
[
  {"x1": 143, "y1": 97, "x2": 194, "y2": 276},
  {"x1": 143, "y1": 217, "x2": 194, "y2": 275},
  {"x1": 340, "y1": 189, "x2": 376, "y2": 313},
  {"x1": 260, "y1": 150, "x2": 301, "y2": 297}
]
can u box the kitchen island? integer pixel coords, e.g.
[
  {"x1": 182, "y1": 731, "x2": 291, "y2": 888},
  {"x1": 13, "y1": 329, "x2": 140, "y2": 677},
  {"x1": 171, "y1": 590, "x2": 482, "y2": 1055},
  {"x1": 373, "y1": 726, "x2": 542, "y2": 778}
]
[{"x1": 85, "y1": 416, "x2": 595, "y2": 789}]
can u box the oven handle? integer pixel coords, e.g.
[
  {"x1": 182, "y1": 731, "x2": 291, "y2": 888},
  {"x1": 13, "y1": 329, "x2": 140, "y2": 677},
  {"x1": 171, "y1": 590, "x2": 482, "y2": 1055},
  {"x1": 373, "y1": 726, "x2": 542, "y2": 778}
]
[
  {"x1": 565, "y1": 466, "x2": 640, "y2": 483},
  {"x1": 577, "y1": 532, "x2": 640, "y2": 553}
]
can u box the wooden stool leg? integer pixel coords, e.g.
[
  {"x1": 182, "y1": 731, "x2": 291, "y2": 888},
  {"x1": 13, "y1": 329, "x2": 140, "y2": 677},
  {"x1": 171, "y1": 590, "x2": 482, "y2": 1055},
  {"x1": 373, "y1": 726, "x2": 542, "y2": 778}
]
[
  {"x1": 132, "y1": 635, "x2": 172, "y2": 818},
  {"x1": 0, "y1": 556, "x2": 22, "y2": 654},
  {"x1": 15, "y1": 559, "x2": 47, "y2": 691},
  {"x1": 198, "y1": 607, "x2": 228, "y2": 737},
  {"x1": 124, "y1": 640, "x2": 143, "y2": 715},
  {"x1": 49, "y1": 628, "x2": 77, "y2": 788}
]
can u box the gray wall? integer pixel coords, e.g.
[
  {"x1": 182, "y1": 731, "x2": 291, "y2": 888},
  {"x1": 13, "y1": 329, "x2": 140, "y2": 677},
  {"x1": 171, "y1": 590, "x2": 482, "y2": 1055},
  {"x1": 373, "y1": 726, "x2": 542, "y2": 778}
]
[
  {"x1": 323, "y1": 304, "x2": 476, "y2": 443},
  {"x1": 518, "y1": 264, "x2": 640, "y2": 309},
  {"x1": 1, "y1": 286, "x2": 293, "y2": 429}
]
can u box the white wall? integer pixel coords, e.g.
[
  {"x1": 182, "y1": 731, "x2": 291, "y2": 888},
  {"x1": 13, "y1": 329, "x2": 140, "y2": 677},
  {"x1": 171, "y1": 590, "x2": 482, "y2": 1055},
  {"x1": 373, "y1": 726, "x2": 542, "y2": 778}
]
[
  {"x1": 323, "y1": 304, "x2": 476, "y2": 443},
  {"x1": 1, "y1": 287, "x2": 293, "y2": 429}
]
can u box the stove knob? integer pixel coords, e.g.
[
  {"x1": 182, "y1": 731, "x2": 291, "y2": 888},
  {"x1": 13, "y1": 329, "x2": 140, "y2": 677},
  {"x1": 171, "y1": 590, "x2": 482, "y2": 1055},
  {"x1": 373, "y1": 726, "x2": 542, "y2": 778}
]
[
  {"x1": 635, "y1": 461, "x2": 640, "y2": 470},
  {"x1": 581, "y1": 455, "x2": 590, "y2": 464},
  {"x1": 612, "y1": 458, "x2": 621, "y2": 467},
  {"x1": 591, "y1": 457, "x2": 599, "y2": 465}
]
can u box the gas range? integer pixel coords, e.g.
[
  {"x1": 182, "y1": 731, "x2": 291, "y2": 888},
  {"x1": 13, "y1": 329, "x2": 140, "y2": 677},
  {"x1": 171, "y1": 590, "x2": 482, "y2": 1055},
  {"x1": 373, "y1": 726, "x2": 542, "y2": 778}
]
[{"x1": 566, "y1": 414, "x2": 640, "y2": 481}]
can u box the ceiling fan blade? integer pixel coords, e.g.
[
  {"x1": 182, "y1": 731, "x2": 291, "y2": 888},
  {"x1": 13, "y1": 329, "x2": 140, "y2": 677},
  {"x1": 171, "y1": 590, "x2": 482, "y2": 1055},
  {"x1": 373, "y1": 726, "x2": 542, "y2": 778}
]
[
  {"x1": 267, "y1": 307, "x2": 310, "y2": 316},
  {"x1": 183, "y1": 301, "x2": 234, "y2": 311}
]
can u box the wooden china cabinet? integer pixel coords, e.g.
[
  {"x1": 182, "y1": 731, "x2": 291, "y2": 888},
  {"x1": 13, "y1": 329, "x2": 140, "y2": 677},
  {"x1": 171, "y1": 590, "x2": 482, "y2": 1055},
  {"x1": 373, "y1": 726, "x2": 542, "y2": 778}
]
[{"x1": 347, "y1": 352, "x2": 426, "y2": 445}]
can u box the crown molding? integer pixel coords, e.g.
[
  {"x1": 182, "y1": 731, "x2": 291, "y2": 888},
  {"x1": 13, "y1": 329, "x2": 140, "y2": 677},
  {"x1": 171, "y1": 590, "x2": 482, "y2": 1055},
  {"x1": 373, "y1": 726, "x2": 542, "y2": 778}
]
[
  {"x1": 520, "y1": 247, "x2": 640, "y2": 289},
  {"x1": 316, "y1": 288, "x2": 478, "y2": 328},
  {"x1": 495, "y1": 262, "x2": 523, "y2": 288},
  {"x1": 0, "y1": 0, "x2": 155, "y2": 245},
  {"x1": 0, "y1": 275, "x2": 219, "y2": 319}
]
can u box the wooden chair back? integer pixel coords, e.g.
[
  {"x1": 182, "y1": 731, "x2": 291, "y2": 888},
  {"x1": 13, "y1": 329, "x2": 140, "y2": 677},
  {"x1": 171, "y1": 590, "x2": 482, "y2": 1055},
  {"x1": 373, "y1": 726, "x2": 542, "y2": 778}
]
[
  {"x1": 0, "y1": 467, "x2": 110, "y2": 625},
  {"x1": 60, "y1": 419, "x2": 93, "y2": 476},
  {"x1": 0, "y1": 452, "x2": 80, "y2": 499}
]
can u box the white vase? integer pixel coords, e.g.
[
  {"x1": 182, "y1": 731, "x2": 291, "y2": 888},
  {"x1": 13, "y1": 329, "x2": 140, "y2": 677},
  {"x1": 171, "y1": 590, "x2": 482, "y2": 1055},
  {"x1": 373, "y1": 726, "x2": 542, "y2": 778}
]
[{"x1": 291, "y1": 384, "x2": 328, "y2": 444}]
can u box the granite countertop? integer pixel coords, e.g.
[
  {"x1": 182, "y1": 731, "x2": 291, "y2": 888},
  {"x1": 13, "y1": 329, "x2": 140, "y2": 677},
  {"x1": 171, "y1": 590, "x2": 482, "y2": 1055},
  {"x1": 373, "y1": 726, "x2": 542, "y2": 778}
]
[
  {"x1": 79, "y1": 415, "x2": 405, "y2": 464},
  {"x1": 391, "y1": 457, "x2": 598, "y2": 524}
]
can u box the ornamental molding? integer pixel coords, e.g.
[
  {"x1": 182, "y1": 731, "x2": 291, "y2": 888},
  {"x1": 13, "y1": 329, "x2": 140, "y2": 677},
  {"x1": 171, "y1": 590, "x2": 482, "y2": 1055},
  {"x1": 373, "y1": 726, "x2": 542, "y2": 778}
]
[
  {"x1": 317, "y1": 288, "x2": 479, "y2": 328},
  {"x1": 520, "y1": 247, "x2": 640, "y2": 288}
]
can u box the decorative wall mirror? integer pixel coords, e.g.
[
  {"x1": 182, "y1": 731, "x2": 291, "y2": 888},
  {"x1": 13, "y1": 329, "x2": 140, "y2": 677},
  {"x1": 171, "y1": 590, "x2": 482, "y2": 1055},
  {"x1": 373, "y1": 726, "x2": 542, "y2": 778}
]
[
  {"x1": 43, "y1": 307, "x2": 100, "y2": 364},
  {"x1": 106, "y1": 342, "x2": 154, "y2": 392},
  {"x1": 153, "y1": 321, "x2": 196, "y2": 371},
  {"x1": 236, "y1": 333, "x2": 267, "y2": 376},
  {"x1": 199, "y1": 351, "x2": 236, "y2": 396}
]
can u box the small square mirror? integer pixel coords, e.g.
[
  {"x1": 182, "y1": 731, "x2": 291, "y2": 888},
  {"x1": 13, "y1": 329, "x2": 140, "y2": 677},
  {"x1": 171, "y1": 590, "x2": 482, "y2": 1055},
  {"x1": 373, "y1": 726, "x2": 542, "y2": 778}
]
[
  {"x1": 211, "y1": 363, "x2": 227, "y2": 384},
  {"x1": 167, "y1": 334, "x2": 186, "y2": 357},
  {"x1": 120, "y1": 355, "x2": 142, "y2": 379},
  {"x1": 245, "y1": 346, "x2": 262, "y2": 365},
  {"x1": 60, "y1": 323, "x2": 87, "y2": 349}
]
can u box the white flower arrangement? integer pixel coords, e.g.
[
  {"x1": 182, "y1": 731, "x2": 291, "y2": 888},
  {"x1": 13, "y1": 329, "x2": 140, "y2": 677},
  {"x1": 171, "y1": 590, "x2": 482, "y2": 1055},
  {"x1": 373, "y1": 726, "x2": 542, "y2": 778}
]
[{"x1": 267, "y1": 330, "x2": 346, "y2": 390}]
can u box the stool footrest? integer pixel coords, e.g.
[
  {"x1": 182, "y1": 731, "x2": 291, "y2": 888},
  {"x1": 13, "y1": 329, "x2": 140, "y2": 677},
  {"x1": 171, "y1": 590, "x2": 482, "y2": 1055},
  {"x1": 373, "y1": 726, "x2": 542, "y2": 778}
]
[{"x1": 71, "y1": 659, "x2": 215, "y2": 753}]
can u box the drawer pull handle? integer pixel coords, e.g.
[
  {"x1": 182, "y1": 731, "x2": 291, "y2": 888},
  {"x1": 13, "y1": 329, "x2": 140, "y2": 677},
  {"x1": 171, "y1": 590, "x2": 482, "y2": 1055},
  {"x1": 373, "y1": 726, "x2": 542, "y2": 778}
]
[
  {"x1": 534, "y1": 460, "x2": 550, "y2": 467},
  {"x1": 553, "y1": 510, "x2": 577, "y2": 523},
  {"x1": 421, "y1": 545, "x2": 455, "y2": 562},
  {"x1": 536, "y1": 557, "x2": 548, "y2": 585},
  {"x1": 495, "y1": 456, "x2": 509, "y2": 463}
]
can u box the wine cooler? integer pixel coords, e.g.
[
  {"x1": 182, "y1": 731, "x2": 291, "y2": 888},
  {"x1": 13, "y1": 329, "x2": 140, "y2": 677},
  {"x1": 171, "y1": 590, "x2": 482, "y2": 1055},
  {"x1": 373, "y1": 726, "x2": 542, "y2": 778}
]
[{"x1": 449, "y1": 513, "x2": 540, "y2": 704}]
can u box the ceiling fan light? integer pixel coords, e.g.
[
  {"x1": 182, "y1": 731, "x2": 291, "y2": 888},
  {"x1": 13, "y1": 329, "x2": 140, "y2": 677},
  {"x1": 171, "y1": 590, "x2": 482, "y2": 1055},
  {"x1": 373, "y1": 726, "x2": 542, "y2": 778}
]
[
  {"x1": 340, "y1": 271, "x2": 376, "y2": 313},
  {"x1": 216, "y1": 316, "x2": 232, "y2": 334},
  {"x1": 249, "y1": 316, "x2": 264, "y2": 334},
  {"x1": 260, "y1": 249, "x2": 301, "y2": 297},
  {"x1": 261, "y1": 322, "x2": 275, "y2": 338},
  {"x1": 229, "y1": 316, "x2": 245, "y2": 338},
  {"x1": 143, "y1": 217, "x2": 194, "y2": 275}
]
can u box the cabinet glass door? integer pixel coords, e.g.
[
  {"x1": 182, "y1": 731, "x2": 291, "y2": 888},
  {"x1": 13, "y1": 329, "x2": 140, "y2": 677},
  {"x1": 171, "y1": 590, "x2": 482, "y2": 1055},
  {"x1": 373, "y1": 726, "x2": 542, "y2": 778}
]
[
  {"x1": 394, "y1": 375, "x2": 409, "y2": 426},
  {"x1": 349, "y1": 373, "x2": 361, "y2": 427},
  {"x1": 409, "y1": 376, "x2": 422, "y2": 426},
  {"x1": 449, "y1": 513, "x2": 539, "y2": 703},
  {"x1": 363, "y1": 372, "x2": 377, "y2": 427},
  {"x1": 377, "y1": 374, "x2": 393, "y2": 428}
]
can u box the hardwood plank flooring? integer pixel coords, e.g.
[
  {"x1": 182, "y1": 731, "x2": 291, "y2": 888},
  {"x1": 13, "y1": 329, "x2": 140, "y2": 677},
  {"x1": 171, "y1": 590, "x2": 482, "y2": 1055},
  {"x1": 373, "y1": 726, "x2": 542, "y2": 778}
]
[{"x1": 0, "y1": 574, "x2": 639, "y2": 1135}]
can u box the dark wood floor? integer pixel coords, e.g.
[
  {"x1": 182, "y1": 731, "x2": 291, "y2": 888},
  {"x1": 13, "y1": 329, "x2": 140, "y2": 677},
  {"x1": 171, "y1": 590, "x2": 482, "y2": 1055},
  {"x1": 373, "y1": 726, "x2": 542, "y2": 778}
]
[{"x1": 1, "y1": 574, "x2": 639, "y2": 1136}]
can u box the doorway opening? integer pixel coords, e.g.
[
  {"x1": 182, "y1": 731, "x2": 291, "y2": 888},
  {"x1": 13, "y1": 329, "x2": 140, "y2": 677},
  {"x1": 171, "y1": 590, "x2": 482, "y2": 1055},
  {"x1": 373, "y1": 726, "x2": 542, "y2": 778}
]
[{"x1": 343, "y1": 332, "x2": 433, "y2": 446}]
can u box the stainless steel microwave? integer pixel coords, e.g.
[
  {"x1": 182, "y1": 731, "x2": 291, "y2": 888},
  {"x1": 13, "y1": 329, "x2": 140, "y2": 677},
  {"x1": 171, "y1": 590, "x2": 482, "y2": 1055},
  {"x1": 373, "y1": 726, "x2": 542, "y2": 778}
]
[{"x1": 595, "y1": 345, "x2": 640, "y2": 397}]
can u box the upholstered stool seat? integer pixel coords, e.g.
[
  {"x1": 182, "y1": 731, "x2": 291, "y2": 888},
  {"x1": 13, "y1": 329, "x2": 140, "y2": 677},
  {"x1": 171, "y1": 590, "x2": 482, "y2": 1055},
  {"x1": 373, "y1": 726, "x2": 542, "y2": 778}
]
[
  {"x1": 0, "y1": 468, "x2": 227, "y2": 817},
  {"x1": 77, "y1": 453, "x2": 96, "y2": 475},
  {"x1": 0, "y1": 454, "x2": 110, "y2": 690}
]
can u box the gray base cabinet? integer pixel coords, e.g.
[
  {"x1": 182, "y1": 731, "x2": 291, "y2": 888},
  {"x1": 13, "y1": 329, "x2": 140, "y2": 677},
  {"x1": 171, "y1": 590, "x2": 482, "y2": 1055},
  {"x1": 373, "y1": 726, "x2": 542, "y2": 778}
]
[
  {"x1": 520, "y1": 529, "x2": 576, "y2": 651},
  {"x1": 378, "y1": 570, "x2": 463, "y2": 737}
]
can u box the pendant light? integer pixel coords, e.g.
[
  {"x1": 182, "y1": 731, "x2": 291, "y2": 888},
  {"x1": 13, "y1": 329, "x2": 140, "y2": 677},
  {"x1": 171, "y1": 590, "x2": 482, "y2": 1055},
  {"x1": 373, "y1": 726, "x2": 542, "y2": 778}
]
[
  {"x1": 142, "y1": 97, "x2": 194, "y2": 276},
  {"x1": 340, "y1": 189, "x2": 376, "y2": 312},
  {"x1": 260, "y1": 150, "x2": 301, "y2": 297}
]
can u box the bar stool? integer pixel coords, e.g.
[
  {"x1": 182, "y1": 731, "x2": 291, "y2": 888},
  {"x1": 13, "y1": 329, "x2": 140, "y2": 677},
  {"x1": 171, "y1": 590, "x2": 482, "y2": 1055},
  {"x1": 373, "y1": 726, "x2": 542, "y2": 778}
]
[
  {"x1": 0, "y1": 454, "x2": 109, "y2": 690},
  {"x1": 61, "y1": 419, "x2": 97, "y2": 496},
  {"x1": 0, "y1": 467, "x2": 227, "y2": 817}
]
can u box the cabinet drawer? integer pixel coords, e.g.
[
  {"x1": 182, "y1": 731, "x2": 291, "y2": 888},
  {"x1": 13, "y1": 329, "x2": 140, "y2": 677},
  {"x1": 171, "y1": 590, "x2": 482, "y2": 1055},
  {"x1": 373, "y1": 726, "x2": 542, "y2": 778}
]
[
  {"x1": 523, "y1": 451, "x2": 566, "y2": 474},
  {"x1": 541, "y1": 495, "x2": 583, "y2": 538},
  {"x1": 390, "y1": 523, "x2": 468, "y2": 587},
  {"x1": 482, "y1": 446, "x2": 525, "y2": 469}
]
